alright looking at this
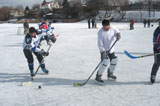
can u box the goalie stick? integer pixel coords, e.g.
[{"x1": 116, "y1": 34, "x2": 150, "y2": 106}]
[{"x1": 73, "y1": 40, "x2": 118, "y2": 87}]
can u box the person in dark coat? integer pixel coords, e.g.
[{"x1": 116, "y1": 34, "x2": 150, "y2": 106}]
[
  {"x1": 150, "y1": 20, "x2": 160, "y2": 84},
  {"x1": 23, "y1": 19, "x2": 29, "y2": 35},
  {"x1": 88, "y1": 19, "x2": 91, "y2": 29}
]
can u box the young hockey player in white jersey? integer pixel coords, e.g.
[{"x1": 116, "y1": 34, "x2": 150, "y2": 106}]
[
  {"x1": 23, "y1": 27, "x2": 49, "y2": 77},
  {"x1": 41, "y1": 23, "x2": 50, "y2": 44},
  {"x1": 37, "y1": 20, "x2": 50, "y2": 45},
  {"x1": 46, "y1": 21, "x2": 58, "y2": 44},
  {"x1": 39, "y1": 21, "x2": 58, "y2": 45},
  {"x1": 95, "y1": 19, "x2": 121, "y2": 83}
]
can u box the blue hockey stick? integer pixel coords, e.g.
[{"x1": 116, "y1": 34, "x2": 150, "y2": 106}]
[{"x1": 124, "y1": 50, "x2": 154, "y2": 59}]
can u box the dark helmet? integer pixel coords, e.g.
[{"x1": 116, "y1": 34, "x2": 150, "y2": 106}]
[
  {"x1": 29, "y1": 27, "x2": 36, "y2": 33},
  {"x1": 102, "y1": 19, "x2": 110, "y2": 26}
]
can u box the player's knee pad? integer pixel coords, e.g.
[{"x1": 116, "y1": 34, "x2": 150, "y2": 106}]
[
  {"x1": 97, "y1": 59, "x2": 109, "y2": 75},
  {"x1": 102, "y1": 59, "x2": 110, "y2": 66},
  {"x1": 111, "y1": 57, "x2": 118, "y2": 65},
  {"x1": 109, "y1": 57, "x2": 118, "y2": 73}
]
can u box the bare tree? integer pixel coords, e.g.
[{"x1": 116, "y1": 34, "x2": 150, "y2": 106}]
[
  {"x1": 54, "y1": 0, "x2": 63, "y2": 5},
  {"x1": 15, "y1": 5, "x2": 24, "y2": 12},
  {"x1": 102, "y1": 0, "x2": 113, "y2": 18},
  {"x1": 116, "y1": 0, "x2": 129, "y2": 19},
  {"x1": 62, "y1": 0, "x2": 70, "y2": 18},
  {"x1": 31, "y1": 4, "x2": 41, "y2": 19},
  {"x1": 86, "y1": 0, "x2": 101, "y2": 17},
  {"x1": 25, "y1": 6, "x2": 30, "y2": 18},
  {"x1": 32, "y1": 4, "x2": 40, "y2": 10},
  {"x1": 0, "y1": 6, "x2": 12, "y2": 21}
]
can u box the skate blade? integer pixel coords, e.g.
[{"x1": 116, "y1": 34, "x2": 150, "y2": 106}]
[
  {"x1": 107, "y1": 77, "x2": 117, "y2": 81},
  {"x1": 95, "y1": 80, "x2": 104, "y2": 85}
]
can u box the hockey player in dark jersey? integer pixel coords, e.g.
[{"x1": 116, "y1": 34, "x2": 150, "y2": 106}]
[
  {"x1": 23, "y1": 27, "x2": 49, "y2": 77},
  {"x1": 151, "y1": 21, "x2": 160, "y2": 84}
]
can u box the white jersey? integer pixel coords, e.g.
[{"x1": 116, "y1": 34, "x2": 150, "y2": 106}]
[
  {"x1": 46, "y1": 25, "x2": 54, "y2": 37},
  {"x1": 23, "y1": 33, "x2": 41, "y2": 52},
  {"x1": 97, "y1": 26, "x2": 120, "y2": 53},
  {"x1": 41, "y1": 24, "x2": 53, "y2": 37}
]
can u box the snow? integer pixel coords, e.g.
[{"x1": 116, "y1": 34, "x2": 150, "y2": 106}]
[{"x1": 0, "y1": 22, "x2": 160, "y2": 106}]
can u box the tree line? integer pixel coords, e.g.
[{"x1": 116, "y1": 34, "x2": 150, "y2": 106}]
[{"x1": 0, "y1": 0, "x2": 130, "y2": 21}]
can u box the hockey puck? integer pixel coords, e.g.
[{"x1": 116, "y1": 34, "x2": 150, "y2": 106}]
[{"x1": 38, "y1": 85, "x2": 41, "y2": 89}]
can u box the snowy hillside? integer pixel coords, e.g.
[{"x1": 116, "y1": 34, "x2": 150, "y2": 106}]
[
  {"x1": 97, "y1": 10, "x2": 160, "y2": 22},
  {"x1": 0, "y1": 22, "x2": 160, "y2": 106}
]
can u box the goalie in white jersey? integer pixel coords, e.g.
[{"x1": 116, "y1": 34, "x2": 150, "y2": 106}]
[{"x1": 95, "y1": 19, "x2": 121, "y2": 83}]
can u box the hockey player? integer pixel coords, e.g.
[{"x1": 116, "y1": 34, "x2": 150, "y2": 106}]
[
  {"x1": 37, "y1": 20, "x2": 49, "y2": 44},
  {"x1": 150, "y1": 20, "x2": 160, "y2": 84},
  {"x1": 37, "y1": 21, "x2": 58, "y2": 47},
  {"x1": 38, "y1": 19, "x2": 47, "y2": 29},
  {"x1": 23, "y1": 19, "x2": 29, "y2": 35},
  {"x1": 95, "y1": 19, "x2": 121, "y2": 83},
  {"x1": 41, "y1": 23, "x2": 50, "y2": 44},
  {"x1": 23, "y1": 27, "x2": 49, "y2": 77},
  {"x1": 46, "y1": 21, "x2": 58, "y2": 44},
  {"x1": 39, "y1": 20, "x2": 58, "y2": 45}
]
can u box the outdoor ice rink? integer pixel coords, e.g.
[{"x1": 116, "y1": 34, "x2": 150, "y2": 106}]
[{"x1": 0, "y1": 22, "x2": 160, "y2": 106}]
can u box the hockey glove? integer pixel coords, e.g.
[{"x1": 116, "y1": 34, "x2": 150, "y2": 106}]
[
  {"x1": 116, "y1": 33, "x2": 121, "y2": 41},
  {"x1": 41, "y1": 49, "x2": 49, "y2": 56},
  {"x1": 101, "y1": 51, "x2": 108, "y2": 59},
  {"x1": 49, "y1": 35, "x2": 56, "y2": 43}
]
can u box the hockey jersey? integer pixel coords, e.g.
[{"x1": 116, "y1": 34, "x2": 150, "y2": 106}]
[
  {"x1": 98, "y1": 27, "x2": 120, "y2": 53},
  {"x1": 23, "y1": 33, "x2": 41, "y2": 52},
  {"x1": 153, "y1": 27, "x2": 160, "y2": 52}
]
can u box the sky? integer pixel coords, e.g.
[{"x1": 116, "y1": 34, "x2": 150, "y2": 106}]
[
  {"x1": 0, "y1": 0, "x2": 137, "y2": 8},
  {"x1": 0, "y1": 0, "x2": 52, "y2": 8}
]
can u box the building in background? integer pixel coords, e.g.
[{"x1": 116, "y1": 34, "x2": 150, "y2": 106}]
[
  {"x1": 9, "y1": 10, "x2": 24, "y2": 19},
  {"x1": 40, "y1": 0, "x2": 61, "y2": 13}
]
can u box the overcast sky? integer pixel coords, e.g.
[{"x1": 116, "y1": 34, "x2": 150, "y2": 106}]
[
  {"x1": 0, "y1": 0, "x2": 137, "y2": 8},
  {"x1": 0, "y1": 0, "x2": 53, "y2": 8}
]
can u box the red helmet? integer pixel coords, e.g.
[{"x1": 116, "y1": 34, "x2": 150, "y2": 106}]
[{"x1": 42, "y1": 24, "x2": 48, "y2": 29}]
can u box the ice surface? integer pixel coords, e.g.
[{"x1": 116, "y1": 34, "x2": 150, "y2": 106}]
[{"x1": 0, "y1": 22, "x2": 160, "y2": 106}]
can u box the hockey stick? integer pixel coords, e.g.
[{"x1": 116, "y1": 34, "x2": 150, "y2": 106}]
[
  {"x1": 21, "y1": 44, "x2": 52, "y2": 86},
  {"x1": 124, "y1": 50, "x2": 154, "y2": 59},
  {"x1": 73, "y1": 40, "x2": 118, "y2": 87},
  {"x1": 34, "y1": 44, "x2": 52, "y2": 77}
]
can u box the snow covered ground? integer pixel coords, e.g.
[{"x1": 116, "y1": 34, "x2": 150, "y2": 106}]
[{"x1": 0, "y1": 22, "x2": 160, "y2": 106}]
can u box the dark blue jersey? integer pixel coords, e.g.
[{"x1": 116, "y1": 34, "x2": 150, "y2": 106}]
[{"x1": 153, "y1": 27, "x2": 160, "y2": 52}]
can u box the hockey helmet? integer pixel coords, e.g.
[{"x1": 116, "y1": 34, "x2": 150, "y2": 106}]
[
  {"x1": 42, "y1": 24, "x2": 48, "y2": 29},
  {"x1": 29, "y1": 27, "x2": 36, "y2": 33}
]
